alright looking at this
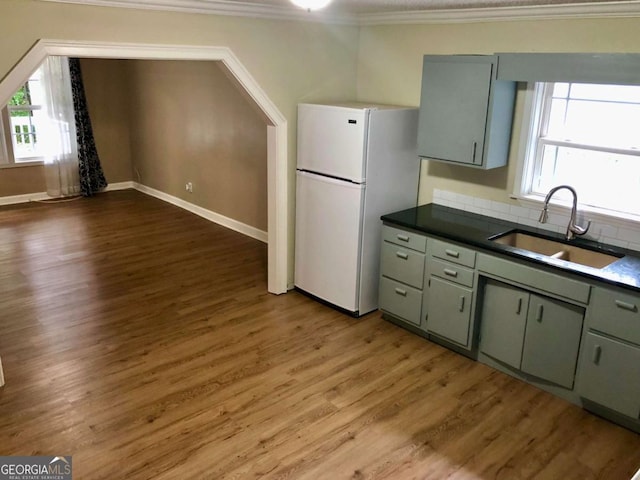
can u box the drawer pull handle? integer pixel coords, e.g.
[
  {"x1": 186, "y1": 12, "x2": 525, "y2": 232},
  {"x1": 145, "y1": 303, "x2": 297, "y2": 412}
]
[
  {"x1": 444, "y1": 268, "x2": 458, "y2": 278},
  {"x1": 535, "y1": 304, "x2": 544, "y2": 322},
  {"x1": 395, "y1": 288, "x2": 407, "y2": 297},
  {"x1": 615, "y1": 300, "x2": 637, "y2": 312},
  {"x1": 396, "y1": 251, "x2": 409, "y2": 260},
  {"x1": 445, "y1": 249, "x2": 460, "y2": 258},
  {"x1": 471, "y1": 141, "x2": 477, "y2": 163},
  {"x1": 516, "y1": 297, "x2": 523, "y2": 315},
  {"x1": 592, "y1": 345, "x2": 602, "y2": 365},
  {"x1": 396, "y1": 234, "x2": 410, "y2": 242},
  {"x1": 459, "y1": 295, "x2": 465, "y2": 312}
]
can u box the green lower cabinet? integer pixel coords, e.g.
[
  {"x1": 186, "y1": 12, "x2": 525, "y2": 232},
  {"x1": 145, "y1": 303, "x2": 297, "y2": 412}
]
[
  {"x1": 521, "y1": 294, "x2": 584, "y2": 389},
  {"x1": 578, "y1": 332, "x2": 640, "y2": 419},
  {"x1": 480, "y1": 279, "x2": 528, "y2": 369},
  {"x1": 426, "y1": 276, "x2": 473, "y2": 347},
  {"x1": 479, "y1": 279, "x2": 584, "y2": 389}
]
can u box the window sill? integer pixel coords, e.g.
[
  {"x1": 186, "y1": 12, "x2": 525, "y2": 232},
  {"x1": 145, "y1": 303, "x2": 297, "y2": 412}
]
[{"x1": 0, "y1": 160, "x2": 44, "y2": 169}]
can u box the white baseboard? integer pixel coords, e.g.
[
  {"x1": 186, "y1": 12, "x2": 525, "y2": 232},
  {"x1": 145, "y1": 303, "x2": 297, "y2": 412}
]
[
  {"x1": 104, "y1": 181, "x2": 135, "y2": 191},
  {"x1": 0, "y1": 182, "x2": 133, "y2": 206},
  {"x1": 0, "y1": 181, "x2": 268, "y2": 243},
  {"x1": 132, "y1": 182, "x2": 268, "y2": 243},
  {"x1": 0, "y1": 191, "x2": 49, "y2": 206}
]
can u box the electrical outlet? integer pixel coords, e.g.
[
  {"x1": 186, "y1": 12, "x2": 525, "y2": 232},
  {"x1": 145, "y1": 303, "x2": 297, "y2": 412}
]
[{"x1": 185, "y1": 182, "x2": 193, "y2": 193}]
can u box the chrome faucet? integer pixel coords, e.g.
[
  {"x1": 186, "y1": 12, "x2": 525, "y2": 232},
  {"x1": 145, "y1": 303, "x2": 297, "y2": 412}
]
[{"x1": 538, "y1": 185, "x2": 591, "y2": 241}]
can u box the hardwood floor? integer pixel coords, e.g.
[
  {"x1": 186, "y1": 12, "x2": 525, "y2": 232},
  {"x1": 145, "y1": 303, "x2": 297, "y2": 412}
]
[{"x1": 0, "y1": 190, "x2": 639, "y2": 479}]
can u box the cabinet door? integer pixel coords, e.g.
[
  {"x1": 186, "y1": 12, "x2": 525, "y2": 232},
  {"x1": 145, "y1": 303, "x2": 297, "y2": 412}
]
[
  {"x1": 479, "y1": 279, "x2": 528, "y2": 369},
  {"x1": 418, "y1": 56, "x2": 493, "y2": 166},
  {"x1": 427, "y1": 276, "x2": 473, "y2": 347},
  {"x1": 578, "y1": 332, "x2": 640, "y2": 419},
  {"x1": 521, "y1": 295, "x2": 584, "y2": 389}
]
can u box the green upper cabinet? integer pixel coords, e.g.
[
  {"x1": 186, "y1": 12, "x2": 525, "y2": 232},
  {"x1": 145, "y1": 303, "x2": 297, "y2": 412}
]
[{"x1": 417, "y1": 55, "x2": 516, "y2": 169}]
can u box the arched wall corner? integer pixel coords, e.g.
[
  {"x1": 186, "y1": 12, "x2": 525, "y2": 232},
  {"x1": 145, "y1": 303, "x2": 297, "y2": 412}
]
[{"x1": 0, "y1": 39, "x2": 288, "y2": 294}]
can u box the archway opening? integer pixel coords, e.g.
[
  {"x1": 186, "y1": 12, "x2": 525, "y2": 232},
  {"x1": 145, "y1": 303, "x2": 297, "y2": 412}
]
[{"x1": 0, "y1": 40, "x2": 288, "y2": 294}]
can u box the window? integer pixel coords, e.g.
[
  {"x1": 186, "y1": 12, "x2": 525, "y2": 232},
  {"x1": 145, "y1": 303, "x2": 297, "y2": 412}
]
[
  {"x1": 520, "y1": 81, "x2": 640, "y2": 219},
  {"x1": 0, "y1": 66, "x2": 46, "y2": 166}
]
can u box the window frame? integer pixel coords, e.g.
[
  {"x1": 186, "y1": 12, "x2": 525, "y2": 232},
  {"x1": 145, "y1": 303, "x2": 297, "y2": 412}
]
[
  {"x1": 0, "y1": 78, "x2": 45, "y2": 168},
  {"x1": 514, "y1": 81, "x2": 640, "y2": 226}
]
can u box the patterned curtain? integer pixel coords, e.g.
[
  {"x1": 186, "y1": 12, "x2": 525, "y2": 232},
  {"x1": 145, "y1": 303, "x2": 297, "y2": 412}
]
[{"x1": 68, "y1": 58, "x2": 108, "y2": 196}]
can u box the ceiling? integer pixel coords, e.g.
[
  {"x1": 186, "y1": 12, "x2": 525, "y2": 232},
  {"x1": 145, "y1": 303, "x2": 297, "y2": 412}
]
[{"x1": 39, "y1": 0, "x2": 640, "y2": 23}]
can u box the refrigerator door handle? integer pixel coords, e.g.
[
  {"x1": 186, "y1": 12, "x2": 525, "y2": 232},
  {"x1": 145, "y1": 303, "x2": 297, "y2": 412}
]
[{"x1": 296, "y1": 170, "x2": 363, "y2": 187}]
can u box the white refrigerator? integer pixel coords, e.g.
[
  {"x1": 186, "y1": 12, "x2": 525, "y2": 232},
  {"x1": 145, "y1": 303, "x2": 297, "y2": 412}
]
[{"x1": 295, "y1": 102, "x2": 420, "y2": 316}]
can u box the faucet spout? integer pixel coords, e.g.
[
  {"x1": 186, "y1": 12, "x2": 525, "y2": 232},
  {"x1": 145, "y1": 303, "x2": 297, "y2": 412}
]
[
  {"x1": 539, "y1": 185, "x2": 591, "y2": 241},
  {"x1": 538, "y1": 207, "x2": 549, "y2": 224}
]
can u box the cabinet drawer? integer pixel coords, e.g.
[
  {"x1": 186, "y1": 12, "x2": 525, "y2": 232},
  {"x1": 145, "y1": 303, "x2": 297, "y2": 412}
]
[
  {"x1": 382, "y1": 225, "x2": 427, "y2": 253},
  {"x1": 379, "y1": 277, "x2": 423, "y2": 327},
  {"x1": 381, "y1": 241, "x2": 425, "y2": 289},
  {"x1": 588, "y1": 287, "x2": 640, "y2": 345},
  {"x1": 477, "y1": 253, "x2": 591, "y2": 304},
  {"x1": 431, "y1": 239, "x2": 476, "y2": 268},
  {"x1": 428, "y1": 258, "x2": 474, "y2": 288}
]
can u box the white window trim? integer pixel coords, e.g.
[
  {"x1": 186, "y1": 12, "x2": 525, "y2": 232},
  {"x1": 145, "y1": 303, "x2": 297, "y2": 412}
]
[
  {"x1": 1, "y1": 86, "x2": 46, "y2": 167},
  {"x1": 0, "y1": 111, "x2": 8, "y2": 165},
  {"x1": 512, "y1": 82, "x2": 640, "y2": 230}
]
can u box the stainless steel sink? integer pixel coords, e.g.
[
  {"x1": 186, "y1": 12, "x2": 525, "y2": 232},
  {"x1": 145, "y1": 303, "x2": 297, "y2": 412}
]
[{"x1": 491, "y1": 231, "x2": 622, "y2": 269}]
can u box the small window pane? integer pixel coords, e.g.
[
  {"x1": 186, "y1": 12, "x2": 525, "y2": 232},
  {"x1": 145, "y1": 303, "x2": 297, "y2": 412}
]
[
  {"x1": 546, "y1": 99, "x2": 567, "y2": 137},
  {"x1": 9, "y1": 112, "x2": 42, "y2": 159},
  {"x1": 570, "y1": 83, "x2": 640, "y2": 103},
  {"x1": 9, "y1": 84, "x2": 31, "y2": 108},
  {"x1": 559, "y1": 100, "x2": 640, "y2": 148},
  {"x1": 552, "y1": 83, "x2": 570, "y2": 98}
]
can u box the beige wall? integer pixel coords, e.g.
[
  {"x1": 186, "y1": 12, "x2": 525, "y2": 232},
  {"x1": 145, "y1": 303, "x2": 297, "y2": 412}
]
[
  {"x1": 0, "y1": 165, "x2": 46, "y2": 196},
  {"x1": 355, "y1": 18, "x2": 640, "y2": 206},
  {"x1": 79, "y1": 58, "x2": 133, "y2": 184},
  {"x1": 126, "y1": 60, "x2": 268, "y2": 231}
]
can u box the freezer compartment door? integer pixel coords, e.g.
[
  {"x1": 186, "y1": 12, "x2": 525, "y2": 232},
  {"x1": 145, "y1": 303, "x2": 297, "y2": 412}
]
[
  {"x1": 295, "y1": 171, "x2": 364, "y2": 313},
  {"x1": 297, "y1": 104, "x2": 368, "y2": 183}
]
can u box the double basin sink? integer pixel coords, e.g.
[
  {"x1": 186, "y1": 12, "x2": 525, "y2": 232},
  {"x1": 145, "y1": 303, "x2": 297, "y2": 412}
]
[{"x1": 490, "y1": 230, "x2": 623, "y2": 269}]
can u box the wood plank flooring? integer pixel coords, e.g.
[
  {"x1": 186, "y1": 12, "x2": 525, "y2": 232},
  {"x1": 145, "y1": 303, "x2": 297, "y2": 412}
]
[{"x1": 0, "y1": 189, "x2": 639, "y2": 479}]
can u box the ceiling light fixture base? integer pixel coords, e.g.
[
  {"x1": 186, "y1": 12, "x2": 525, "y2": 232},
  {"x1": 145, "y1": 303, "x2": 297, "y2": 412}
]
[{"x1": 290, "y1": 0, "x2": 332, "y2": 11}]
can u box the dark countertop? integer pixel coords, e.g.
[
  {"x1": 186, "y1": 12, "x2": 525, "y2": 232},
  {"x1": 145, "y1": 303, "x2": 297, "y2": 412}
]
[{"x1": 382, "y1": 203, "x2": 640, "y2": 292}]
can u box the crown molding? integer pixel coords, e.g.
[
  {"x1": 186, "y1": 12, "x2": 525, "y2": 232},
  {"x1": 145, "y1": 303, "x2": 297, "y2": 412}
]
[
  {"x1": 35, "y1": 0, "x2": 640, "y2": 24},
  {"x1": 358, "y1": 1, "x2": 640, "y2": 24},
  {"x1": 37, "y1": 0, "x2": 357, "y2": 24}
]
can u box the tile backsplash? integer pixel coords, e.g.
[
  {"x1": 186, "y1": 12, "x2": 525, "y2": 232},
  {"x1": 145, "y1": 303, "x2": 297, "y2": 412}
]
[{"x1": 432, "y1": 189, "x2": 640, "y2": 252}]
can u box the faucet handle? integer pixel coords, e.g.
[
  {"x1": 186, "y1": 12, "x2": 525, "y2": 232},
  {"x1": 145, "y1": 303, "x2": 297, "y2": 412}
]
[{"x1": 571, "y1": 220, "x2": 591, "y2": 236}]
